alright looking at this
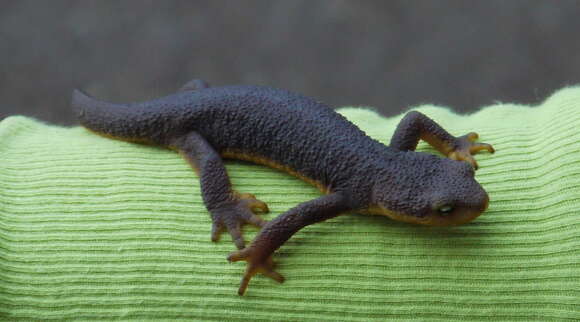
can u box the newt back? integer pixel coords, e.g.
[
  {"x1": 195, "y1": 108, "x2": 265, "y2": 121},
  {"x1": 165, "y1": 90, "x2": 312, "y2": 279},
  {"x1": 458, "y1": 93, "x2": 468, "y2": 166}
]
[{"x1": 74, "y1": 85, "x2": 385, "y2": 189}]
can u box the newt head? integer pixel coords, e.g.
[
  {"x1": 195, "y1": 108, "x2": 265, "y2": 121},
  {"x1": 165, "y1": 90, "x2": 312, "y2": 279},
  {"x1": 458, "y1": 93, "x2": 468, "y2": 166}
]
[{"x1": 369, "y1": 152, "x2": 489, "y2": 227}]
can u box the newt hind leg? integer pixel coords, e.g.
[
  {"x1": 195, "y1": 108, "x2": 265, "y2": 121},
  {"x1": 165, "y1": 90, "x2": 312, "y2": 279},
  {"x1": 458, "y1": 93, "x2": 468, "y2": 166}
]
[
  {"x1": 390, "y1": 111, "x2": 494, "y2": 169},
  {"x1": 178, "y1": 79, "x2": 211, "y2": 92},
  {"x1": 209, "y1": 192, "x2": 269, "y2": 249},
  {"x1": 172, "y1": 132, "x2": 268, "y2": 249}
]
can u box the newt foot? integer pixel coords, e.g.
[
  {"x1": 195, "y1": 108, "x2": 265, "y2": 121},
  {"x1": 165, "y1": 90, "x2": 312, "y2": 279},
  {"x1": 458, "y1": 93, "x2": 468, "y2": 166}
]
[
  {"x1": 227, "y1": 247, "x2": 284, "y2": 295},
  {"x1": 210, "y1": 193, "x2": 269, "y2": 249},
  {"x1": 448, "y1": 132, "x2": 495, "y2": 170}
]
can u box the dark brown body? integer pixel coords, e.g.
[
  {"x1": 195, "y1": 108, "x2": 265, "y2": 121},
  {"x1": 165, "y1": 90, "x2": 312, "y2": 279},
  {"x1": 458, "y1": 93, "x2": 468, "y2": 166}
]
[
  {"x1": 76, "y1": 84, "x2": 386, "y2": 198},
  {"x1": 73, "y1": 79, "x2": 494, "y2": 295}
]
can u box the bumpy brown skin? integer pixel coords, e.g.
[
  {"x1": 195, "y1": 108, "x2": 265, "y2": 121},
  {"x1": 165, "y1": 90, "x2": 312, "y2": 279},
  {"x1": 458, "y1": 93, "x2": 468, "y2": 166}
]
[{"x1": 72, "y1": 79, "x2": 494, "y2": 295}]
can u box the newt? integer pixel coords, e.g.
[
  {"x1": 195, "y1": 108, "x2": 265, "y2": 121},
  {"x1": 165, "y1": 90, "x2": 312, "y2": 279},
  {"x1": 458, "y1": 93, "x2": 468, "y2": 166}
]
[{"x1": 72, "y1": 79, "x2": 494, "y2": 295}]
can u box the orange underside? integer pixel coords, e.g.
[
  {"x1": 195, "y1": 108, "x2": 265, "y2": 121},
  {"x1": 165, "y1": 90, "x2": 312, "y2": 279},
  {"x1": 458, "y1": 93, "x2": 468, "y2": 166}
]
[{"x1": 220, "y1": 149, "x2": 331, "y2": 194}]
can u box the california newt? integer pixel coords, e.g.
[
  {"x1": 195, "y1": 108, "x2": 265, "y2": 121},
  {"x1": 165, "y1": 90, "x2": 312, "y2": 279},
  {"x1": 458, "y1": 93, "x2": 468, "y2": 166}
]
[{"x1": 72, "y1": 79, "x2": 494, "y2": 295}]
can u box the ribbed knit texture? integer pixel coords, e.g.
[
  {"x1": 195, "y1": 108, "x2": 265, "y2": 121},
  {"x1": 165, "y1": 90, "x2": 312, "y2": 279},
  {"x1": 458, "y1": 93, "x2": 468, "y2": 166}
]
[{"x1": 1, "y1": 87, "x2": 579, "y2": 321}]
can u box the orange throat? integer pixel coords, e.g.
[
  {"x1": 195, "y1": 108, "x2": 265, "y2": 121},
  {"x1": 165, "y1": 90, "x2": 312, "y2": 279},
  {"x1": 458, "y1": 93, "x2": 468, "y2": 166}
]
[{"x1": 362, "y1": 204, "x2": 485, "y2": 227}]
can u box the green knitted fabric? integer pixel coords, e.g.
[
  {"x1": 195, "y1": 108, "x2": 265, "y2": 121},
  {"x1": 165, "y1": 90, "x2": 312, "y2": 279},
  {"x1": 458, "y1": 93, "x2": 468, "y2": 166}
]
[{"x1": 1, "y1": 88, "x2": 579, "y2": 321}]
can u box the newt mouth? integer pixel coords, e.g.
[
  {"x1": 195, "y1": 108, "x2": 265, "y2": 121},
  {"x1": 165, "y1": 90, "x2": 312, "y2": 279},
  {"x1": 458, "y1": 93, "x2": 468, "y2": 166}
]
[
  {"x1": 423, "y1": 193, "x2": 489, "y2": 227},
  {"x1": 367, "y1": 194, "x2": 488, "y2": 227}
]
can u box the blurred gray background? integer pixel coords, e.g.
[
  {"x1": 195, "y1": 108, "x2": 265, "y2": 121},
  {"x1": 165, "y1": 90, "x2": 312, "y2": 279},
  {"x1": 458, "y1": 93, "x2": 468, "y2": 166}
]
[{"x1": 2, "y1": 0, "x2": 580, "y2": 125}]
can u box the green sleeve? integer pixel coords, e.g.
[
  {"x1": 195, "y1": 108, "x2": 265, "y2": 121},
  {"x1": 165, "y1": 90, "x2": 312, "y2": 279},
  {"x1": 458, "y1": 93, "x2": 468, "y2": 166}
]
[{"x1": 1, "y1": 87, "x2": 579, "y2": 321}]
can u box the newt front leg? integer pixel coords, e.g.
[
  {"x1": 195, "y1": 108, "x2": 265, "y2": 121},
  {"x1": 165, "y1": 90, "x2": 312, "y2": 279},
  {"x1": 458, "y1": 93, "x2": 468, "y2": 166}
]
[
  {"x1": 390, "y1": 111, "x2": 494, "y2": 169},
  {"x1": 228, "y1": 192, "x2": 350, "y2": 295}
]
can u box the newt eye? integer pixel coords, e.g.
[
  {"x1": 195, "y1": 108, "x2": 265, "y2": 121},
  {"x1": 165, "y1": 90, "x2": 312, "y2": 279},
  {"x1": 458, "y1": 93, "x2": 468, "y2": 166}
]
[{"x1": 437, "y1": 205, "x2": 454, "y2": 216}]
